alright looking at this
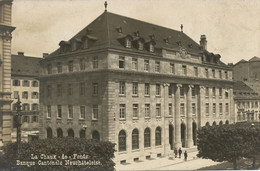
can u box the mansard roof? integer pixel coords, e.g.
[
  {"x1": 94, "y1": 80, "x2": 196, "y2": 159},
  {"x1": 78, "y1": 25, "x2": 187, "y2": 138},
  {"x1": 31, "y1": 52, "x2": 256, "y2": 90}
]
[
  {"x1": 233, "y1": 81, "x2": 254, "y2": 92},
  {"x1": 47, "y1": 11, "x2": 227, "y2": 68}
]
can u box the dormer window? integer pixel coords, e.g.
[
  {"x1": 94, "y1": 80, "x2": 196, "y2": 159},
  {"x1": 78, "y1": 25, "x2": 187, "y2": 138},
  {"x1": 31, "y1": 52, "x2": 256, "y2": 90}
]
[
  {"x1": 125, "y1": 38, "x2": 132, "y2": 48},
  {"x1": 149, "y1": 43, "x2": 154, "y2": 52},
  {"x1": 138, "y1": 41, "x2": 143, "y2": 50}
]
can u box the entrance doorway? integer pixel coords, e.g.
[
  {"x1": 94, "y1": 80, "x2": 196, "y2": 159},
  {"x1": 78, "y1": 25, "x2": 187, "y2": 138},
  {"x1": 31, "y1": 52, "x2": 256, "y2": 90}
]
[
  {"x1": 169, "y1": 124, "x2": 174, "y2": 150},
  {"x1": 181, "y1": 123, "x2": 186, "y2": 147}
]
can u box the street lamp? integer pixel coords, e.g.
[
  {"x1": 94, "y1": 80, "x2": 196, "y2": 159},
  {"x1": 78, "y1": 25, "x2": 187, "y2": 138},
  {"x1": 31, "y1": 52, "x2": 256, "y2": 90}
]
[{"x1": 15, "y1": 95, "x2": 22, "y2": 158}]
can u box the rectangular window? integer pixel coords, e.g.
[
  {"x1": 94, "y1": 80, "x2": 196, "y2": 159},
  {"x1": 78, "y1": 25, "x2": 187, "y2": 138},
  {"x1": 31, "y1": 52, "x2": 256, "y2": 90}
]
[
  {"x1": 31, "y1": 92, "x2": 39, "y2": 99},
  {"x1": 32, "y1": 116, "x2": 38, "y2": 122},
  {"x1": 145, "y1": 104, "x2": 150, "y2": 118},
  {"x1": 93, "y1": 83, "x2": 98, "y2": 96},
  {"x1": 192, "y1": 87, "x2": 195, "y2": 97},
  {"x1": 92, "y1": 104, "x2": 98, "y2": 120},
  {"x1": 156, "y1": 104, "x2": 161, "y2": 117},
  {"x1": 68, "y1": 61, "x2": 73, "y2": 72},
  {"x1": 119, "y1": 82, "x2": 125, "y2": 95},
  {"x1": 213, "y1": 103, "x2": 216, "y2": 115},
  {"x1": 205, "y1": 87, "x2": 209, "y2": 97},
  {"x1": 68, "y1": 105, "x2": 73, "y2": 119},
  {"x1": 23, "y1": 80, "x2": 30, "y2": 87},
  {"x1": 144, "y1": 60, "x2": 149, "y2": 71},
  {"x1": 119, "y1": 56, "x2": 125, "y2": 69},
  {"x1": 255, "y1": 101, "x2": 258, "y2": 108},
  {"x1": 180, "y1": 103, "x2": 185, "y2": 116},
  {"x1": 225, "y1": 71, "x2": 228, "y2": 79},
  {"x1": 155, "y1": 61, "x2": 160, "y2": 72},
  {"x1": 13, "y1": 80, "x2": 20, "y2": 86},
  {"x1": 212, "y1": 69, "x2": 215, "y2": 78},
  {"x1": 219, "y1": 70, "x2": 222, "y2": 79},
  {"x1": 32, "y1": 104, "x2": 38, "y2": 111},
  {"x1": 219, "y1": 88, "x2": 222, "y2": 98},
  {"x1": 194, "y1": 67, "x2": 198, "y2": 77},
  {"x1": 57, "y1": 105, "x2": 62, "y2": 118},
  {"x1": 119, "y1": 104, "x2": 126, "y2": 120},
  {"x1": 219, "y1": 103, "x2": 223, "y2": 115},
  {"x1": 68, "y1": 84, "x2": 73, "y2": 96},
  {"x1": 170, "y1": 63, "x2": 175, "y2": 74},
  {"x1": 22, "y1": 91, "x2": 28, "y2": 99},
  {"x1": 47, "y1": 85, "x2": 51, "y2": 97},
  {"x1": 133, "y1": 104, "x2": 138, "y2": 119},
  {"x1": 225, "y1": 103, "x2": 229, "y2": 114},
  {"x1": 80, "y1": 106, "x2": 85, "y2": 119},
  {"x1": 192, "y1": 103, "x2": 196, "y2": 115},
  {"x1": 205, "y1": 103, "x2": 209, "y2": 116},
  {"x1": 132, "y1": 82, "x2": 138, "y2": 95},
  {"x1": 225, "y1": 91, "x2": 229, "y2": 99},
  {"x1": 23, "y1": 116, "x2": 29, "y2": 123},
  {"x1": 80, "y1": 59, "x2": 85, "y2": 71},
  {"x1": 205, "y1": 68, "x2": 209, "y2": 78},
  {"x1": 168, "y1": 84, "x2": 172, "y2": 97},
  {"x1": 47, "y1": 64, "x2": 52, "y2": 74},
  {"x1": 57, "y1": 62, "x2": 62, "y2": 73},
  {"x1": 93, "y1": 56, "x2": 98, "y2": 69},
  {"x1": 132, "y1": 58, "x2": 138, "y2": 70},
  {"x1": 14, "y1": 91, "x2": 19, "y2": 99},
  {"x1": 156, "y1": 84, "x2": 160, "y2": 96},
  {"x1": 182, "y1": 65, "x2": 187, "y2": 75},
  {"x1": 57, "y1": 84, "x2": 62, "y2": 96},
  {"x1": 169, "y1": 103, "x2": 172, "y2": 116},
  {"x1": 180, "y1": 87, "x2": 184, "y2": 97},
  {"x1": 79, "y1": 82, "x2": 85, "y2": 96},
  {"x1": 47, "y1": 105, "x2": 51, "y2": 118},
  {"x1": 145, "y1": 83, "x2": 150, "y2": 96},
  {"x1": 212, "y1": 87, "x2": 216, "y2": 97}
]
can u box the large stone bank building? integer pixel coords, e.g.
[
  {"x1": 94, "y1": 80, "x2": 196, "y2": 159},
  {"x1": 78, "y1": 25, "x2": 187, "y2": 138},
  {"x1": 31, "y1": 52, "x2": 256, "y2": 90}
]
[{"x1": 39, "y1": 11, "x2": 234, "y2": 163}]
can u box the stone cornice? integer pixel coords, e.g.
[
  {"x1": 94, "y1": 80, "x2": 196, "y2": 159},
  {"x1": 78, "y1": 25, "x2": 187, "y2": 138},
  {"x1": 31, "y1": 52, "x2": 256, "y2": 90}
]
[{"x1": 39, "y1": 69, "x2": 234, "y2": 87}]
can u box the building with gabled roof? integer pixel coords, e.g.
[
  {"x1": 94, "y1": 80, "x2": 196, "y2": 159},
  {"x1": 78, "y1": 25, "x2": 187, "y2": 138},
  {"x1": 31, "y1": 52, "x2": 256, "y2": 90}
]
[{"x1": 39, "y1": 11, "x2": 234, "y2": 163}]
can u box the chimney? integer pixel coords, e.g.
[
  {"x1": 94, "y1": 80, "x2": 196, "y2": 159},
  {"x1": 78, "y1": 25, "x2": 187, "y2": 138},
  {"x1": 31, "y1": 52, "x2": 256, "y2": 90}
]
[
  {"x1": 200, "y1": 35, "x2": 207, "y2": 51},
  {"x1": 43, "y1": 53, "x2": 49, "y2": 58},
  {"x1": 18, "y1": 52, "x2": 24, "y2": 56}
]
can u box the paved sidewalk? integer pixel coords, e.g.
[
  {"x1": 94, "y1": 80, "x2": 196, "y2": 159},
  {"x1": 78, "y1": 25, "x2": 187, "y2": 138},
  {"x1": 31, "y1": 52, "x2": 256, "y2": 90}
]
[{"x1": 115, "y1": 149, "x2": 220, "y2": 171}]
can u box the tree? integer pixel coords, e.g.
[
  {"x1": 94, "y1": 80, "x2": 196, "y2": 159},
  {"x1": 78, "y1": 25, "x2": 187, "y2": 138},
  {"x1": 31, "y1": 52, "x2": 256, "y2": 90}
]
[
  {"x1": 197, "y1": 124, "x2": 257, "y2": 169},
  {"x1": 0, "y1": 137, "x2": 116, "y2": 170}
]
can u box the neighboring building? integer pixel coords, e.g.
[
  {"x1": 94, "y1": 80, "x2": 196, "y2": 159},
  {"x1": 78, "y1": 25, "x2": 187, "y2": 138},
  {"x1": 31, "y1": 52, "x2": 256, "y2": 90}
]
[
  {"x1": 233, "y1": 81, "x2": 260, "y2": 122},
  {"x1": 0, "y1": 0, "x2": 15, "y2": 145},
  {"x1": 233, "y1": 56, "x2": 260, "y2": 94},
  {"x1": 39, "y1": 11, "x2": 234, "y2": 163},
  {"x1": 11, "y1": 52, "x2": 42, "y2": 142}
]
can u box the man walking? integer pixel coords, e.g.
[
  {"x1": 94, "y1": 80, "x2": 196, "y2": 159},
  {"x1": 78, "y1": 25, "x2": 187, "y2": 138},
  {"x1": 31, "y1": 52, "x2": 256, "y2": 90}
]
[
  {"x1": 178, "y1": 148, "x2": 182, "y2": 158},
  {"x1": 174, "y1": 148, "x2": 177, "y2": 158},
  {"x1": 184, "y1": 150, "x2": 188, "y2": 161}
]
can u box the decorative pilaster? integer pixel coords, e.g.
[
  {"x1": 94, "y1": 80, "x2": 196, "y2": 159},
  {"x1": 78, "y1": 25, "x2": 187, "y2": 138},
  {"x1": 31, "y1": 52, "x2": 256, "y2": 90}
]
[
  {"x1": 163, "y1": 83, "x2": 170, "y2": 155},
  {"x1": 198, "y1": 86, "x2": 205, "y2": 128},
  {"x1": 174, "y1": 84, "x2": 182, "y2": 148},
  {"x1": 186, "y1": 85, "x2": 193, "y2": 147}
]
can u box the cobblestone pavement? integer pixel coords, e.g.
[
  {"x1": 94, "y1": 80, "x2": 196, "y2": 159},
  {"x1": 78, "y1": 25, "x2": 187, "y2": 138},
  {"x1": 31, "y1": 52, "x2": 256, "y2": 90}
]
[{"x1": 115, "y1": 148, "x2": 221, "y2": 171}]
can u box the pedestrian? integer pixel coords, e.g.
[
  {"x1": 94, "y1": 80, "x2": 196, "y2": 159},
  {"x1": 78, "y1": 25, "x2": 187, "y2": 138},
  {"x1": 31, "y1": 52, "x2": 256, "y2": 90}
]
[
  {"x1": 174, "y1": 148, "x2": 177, "y2": 158},
  {"x1": 184, "y1": 150, "x2": 188, "y2": 161},
  {"x1": 178, "y1": 147, "x2": 182, "y2": 158}
]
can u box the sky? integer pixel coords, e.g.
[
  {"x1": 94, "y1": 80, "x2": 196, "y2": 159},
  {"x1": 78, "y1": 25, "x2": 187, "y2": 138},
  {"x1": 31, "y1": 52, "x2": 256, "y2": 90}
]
[{"x1": 11, "y1": 0, "x2": 260, "y2": 64}]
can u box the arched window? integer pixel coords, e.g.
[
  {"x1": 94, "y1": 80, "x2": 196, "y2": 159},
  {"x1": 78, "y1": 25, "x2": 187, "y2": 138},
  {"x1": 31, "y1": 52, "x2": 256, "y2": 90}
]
[
  {"x1": 118, "y1": 130, "x2": 126, "y2": 152},
  {"x1": 144, "y1": 128, "x2": 151, "y2": 148},
  {"x1": 155, "y1": 127, "x2": 161, "y2": 146},
  {"x1": 225, "y1": 120, "x2": 229, "y2": 125},
  {"x1": 47, "y1": 127, "x2": 52, "y2": 139},
  {"x1": 92, "y1": 130, "x2": 100, "y2": 141},
  {"x1": 68, "y1": 129, "x2": 74, "y2": 137},
  {"x1": 213, "y1": 121, "x2": 216, "y2": 126},
  {"x1": 57, "y1": 128, "x2": 63, "y2": 138},
  {"x1": 80, "y1": 129, "x2": 86, "y2": 138},
  {"x1": 205, "y1": 122, "x2": 210, "y2": 126},
  {"x1": 132, "y1": 129, "x2": 139, "y2": 150},
  {"x1": 219, "y1": 121, "x2": 223, "y2": 125}
]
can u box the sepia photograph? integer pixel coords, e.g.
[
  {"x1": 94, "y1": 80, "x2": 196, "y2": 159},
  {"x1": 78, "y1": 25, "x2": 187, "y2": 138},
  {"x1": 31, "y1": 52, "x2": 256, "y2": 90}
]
[{"x1": 0, "y1": 0, "x2": 260, "y2": 170}]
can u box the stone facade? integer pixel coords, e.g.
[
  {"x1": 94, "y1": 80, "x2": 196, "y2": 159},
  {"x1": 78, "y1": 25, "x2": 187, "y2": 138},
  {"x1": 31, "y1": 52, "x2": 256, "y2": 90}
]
[
  {"x1": 0, "y1": 0, "x2": 15, "y2": 145},
  {"x1": 39, "y1": 11, "x2": 234, "y2": 163}
]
